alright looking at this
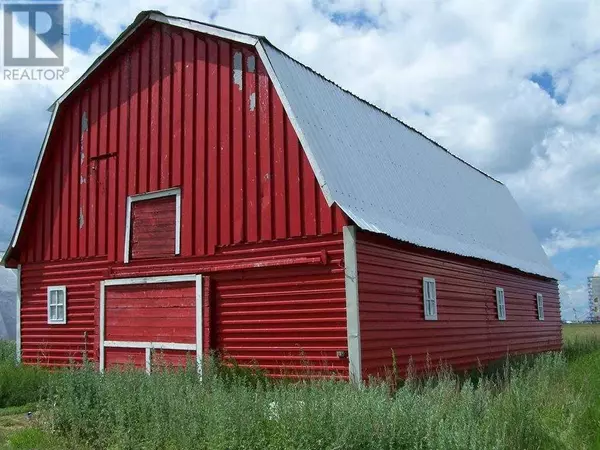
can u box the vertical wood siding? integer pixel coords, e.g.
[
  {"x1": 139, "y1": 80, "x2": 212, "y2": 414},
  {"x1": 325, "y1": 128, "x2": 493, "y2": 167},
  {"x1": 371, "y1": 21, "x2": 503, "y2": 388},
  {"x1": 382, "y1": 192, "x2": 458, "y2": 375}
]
[
  {"x1": 17, "y1": 23, "x2": 346, "y2": 264},
  {"x1": 130, "y1": 196, "x2": 177, "y2": 260},
  {"x1": 356, "y1": 232, "x2": 562, "y2": 379}
]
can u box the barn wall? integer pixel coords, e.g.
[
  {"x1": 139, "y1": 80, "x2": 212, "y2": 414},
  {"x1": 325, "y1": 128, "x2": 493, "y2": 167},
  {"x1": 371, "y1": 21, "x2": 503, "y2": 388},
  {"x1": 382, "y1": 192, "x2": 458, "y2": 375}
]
[
  {"x1": 20, "y1": 258, "x2": 109, "y2": 366},
  {"x1": 20, "y1": 234, "x2": 347, "y2": 378},
  {"x1": 356, "y1": 232, "x2": 561, "y2": 380},
  {"x1": 17, "y1": 22, "x2": 345, "y2": 265}
]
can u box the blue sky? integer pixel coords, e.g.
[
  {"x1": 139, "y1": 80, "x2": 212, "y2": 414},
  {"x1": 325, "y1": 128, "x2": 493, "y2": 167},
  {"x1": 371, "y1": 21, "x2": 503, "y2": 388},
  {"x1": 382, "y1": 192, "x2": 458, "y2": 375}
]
[{"x1": 2, "y1": 0, "x2": 600, "y2": 321}]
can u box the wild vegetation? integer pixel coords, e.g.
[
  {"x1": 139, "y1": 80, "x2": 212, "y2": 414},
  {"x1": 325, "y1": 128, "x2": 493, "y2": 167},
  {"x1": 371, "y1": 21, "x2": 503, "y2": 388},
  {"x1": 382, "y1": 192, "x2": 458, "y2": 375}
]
[{"x1": 0, "y1": 324, "x2": 599, "y2": 449}]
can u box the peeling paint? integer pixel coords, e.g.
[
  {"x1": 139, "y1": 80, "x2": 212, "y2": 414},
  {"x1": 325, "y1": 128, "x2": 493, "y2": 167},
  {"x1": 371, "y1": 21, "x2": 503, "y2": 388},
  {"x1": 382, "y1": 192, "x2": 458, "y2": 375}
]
[
  {"x1": 80, "y1": 176, "x2": 86, "y2": 184},
  {"x1": 247, "y1": 55, "x2": 256, "y2": 73},
  {"x1": 79, "y1": 208, "x2": 84, "y2": 229},
  {"x1": 233, "y1": 52, "x2": 243, "y2": 91},
  {"x1": 81, "y1": 111, "x2": 88, "y2": 132},
  {"x1": 264, "y1": 172, "x2": 270, "y2": 181},
  {"x1": 249, "y1": 92, "x2": 256, "y2": 111}
]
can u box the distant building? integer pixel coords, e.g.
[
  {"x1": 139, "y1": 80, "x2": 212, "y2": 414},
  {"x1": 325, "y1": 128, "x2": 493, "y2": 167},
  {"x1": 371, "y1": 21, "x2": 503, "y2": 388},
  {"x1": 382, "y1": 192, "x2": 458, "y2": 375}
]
[
  {"x1": 1, "y1": 11, "x2": 561, "y2": 382},
  {"x1": 588, "y1": 277, "x2": 600, "y2": 322}
]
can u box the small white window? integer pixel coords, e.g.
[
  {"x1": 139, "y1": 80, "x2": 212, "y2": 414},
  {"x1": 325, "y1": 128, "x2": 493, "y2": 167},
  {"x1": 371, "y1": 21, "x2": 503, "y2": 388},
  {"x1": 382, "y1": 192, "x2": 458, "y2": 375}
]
[
  {"x1": 536, "y1": 293, "x2": 544, "y2": 321},
  {"x1": 423, "y1": 277, "x2": 437, "y2": 320},
  {"x1": 496, "y1": 287, "x2": 506, "y2": 321},
  {"x1": 47, "y1": 286, "x2": 67, "y2": 325}
]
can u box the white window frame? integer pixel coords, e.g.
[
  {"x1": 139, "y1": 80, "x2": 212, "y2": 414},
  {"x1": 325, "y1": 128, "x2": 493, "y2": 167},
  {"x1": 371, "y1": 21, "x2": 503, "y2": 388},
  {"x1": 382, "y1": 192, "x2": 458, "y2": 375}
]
[
  {"x1": 47, "y1": 286, "x2": 67, "y2": 325},
  {"x1": 496, "y1": 287, "x2": 506, "y2": 321},
  {"x1": 124, "y1": 187, "x2": 181, "y2": 263},
  {"x1": 536, "y1": 293, "x2": 544, "y2": 321},
  {"x1": 423, "y1": 277, "x2": 437, "y2": 321}
]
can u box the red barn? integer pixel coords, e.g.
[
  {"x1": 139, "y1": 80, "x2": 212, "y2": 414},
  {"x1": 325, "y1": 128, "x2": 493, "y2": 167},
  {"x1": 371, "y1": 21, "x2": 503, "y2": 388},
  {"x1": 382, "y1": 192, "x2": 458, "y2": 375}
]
[{"x1": 2, "y1": 11, "x2": 561, "y2": 383}]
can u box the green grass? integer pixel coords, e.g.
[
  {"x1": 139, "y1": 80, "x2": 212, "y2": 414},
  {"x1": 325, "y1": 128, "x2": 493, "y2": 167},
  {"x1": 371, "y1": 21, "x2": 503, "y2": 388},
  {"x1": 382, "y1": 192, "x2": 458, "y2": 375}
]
[
  {"x1": 1, "y1": 324, "x2": 599, "y2": 449},
  {"x1": 563, "y1": 323, "x2": 600, "y2": 342},
  {"x1": 0, "y1": 341, "x2": 50, "y2": 410}
]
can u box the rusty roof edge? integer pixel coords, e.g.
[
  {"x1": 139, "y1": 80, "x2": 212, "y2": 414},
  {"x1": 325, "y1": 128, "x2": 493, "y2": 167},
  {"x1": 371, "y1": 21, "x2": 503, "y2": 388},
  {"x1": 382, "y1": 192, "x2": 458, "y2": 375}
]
[{"x1": 259, "y1": 39, "x2": 503, "y2": 186}]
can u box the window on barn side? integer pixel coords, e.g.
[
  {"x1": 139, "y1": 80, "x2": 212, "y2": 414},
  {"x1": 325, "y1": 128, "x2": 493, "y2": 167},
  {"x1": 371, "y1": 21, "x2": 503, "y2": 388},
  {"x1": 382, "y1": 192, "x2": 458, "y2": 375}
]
[
  {"x1": 496, "y1": 287, "x2": 506, "y2": 321},
  {"x1": 536, "y1": 293, "x2": 544, "y2": 321},
  {"x1": 47, "y1": 286, "x2": 67, "y2": 325},
  {"x1": 423, "y1": 277, "x2": 437, "y2": 321},
  {"x1": 124, "y1": 188, "x2": 181, "y2": 263}
]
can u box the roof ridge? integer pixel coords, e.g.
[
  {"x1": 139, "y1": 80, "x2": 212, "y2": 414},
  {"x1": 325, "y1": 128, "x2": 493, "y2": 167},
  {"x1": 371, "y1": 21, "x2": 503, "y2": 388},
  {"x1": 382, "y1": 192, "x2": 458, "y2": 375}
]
[{"x1": 260, "y1": 38, "x2": 503, "y2": 186}]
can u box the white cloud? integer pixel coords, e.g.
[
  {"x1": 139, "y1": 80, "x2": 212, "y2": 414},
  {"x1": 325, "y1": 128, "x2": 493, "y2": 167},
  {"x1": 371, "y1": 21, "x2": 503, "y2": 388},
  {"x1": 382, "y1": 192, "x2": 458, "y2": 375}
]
[
  {"x1": 593, "y1": 260, "x2": 600, "y2": 277},
  {"x1": 542, "y1": 228, "x2": 600, "y2": 258},
  {"x1": 3, "y1": 0, "x2": 600, "y2": 271}
]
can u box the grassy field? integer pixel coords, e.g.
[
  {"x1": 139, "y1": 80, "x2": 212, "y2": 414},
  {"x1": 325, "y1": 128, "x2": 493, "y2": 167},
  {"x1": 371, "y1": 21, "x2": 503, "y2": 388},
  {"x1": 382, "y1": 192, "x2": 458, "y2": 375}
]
[{"x1": 0, "y1": 324, "x2": 599, "y2": 449}]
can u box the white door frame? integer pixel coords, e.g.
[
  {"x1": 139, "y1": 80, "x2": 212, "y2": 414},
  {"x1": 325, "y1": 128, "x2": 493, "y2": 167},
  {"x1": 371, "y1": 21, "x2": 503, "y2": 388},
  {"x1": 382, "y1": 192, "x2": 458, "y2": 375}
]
[{"x1": 99, "y1": 274, "x2": 203, "y2": 375}]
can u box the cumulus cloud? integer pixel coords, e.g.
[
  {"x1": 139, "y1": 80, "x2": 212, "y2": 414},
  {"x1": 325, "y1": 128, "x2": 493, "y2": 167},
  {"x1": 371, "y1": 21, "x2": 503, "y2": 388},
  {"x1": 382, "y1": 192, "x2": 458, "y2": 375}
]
[
  {"x1": 2, "y1": 0, "x2": 600, "y2": 275},
  {"x1": 542, "y1": 228, "x2": 600, "y2": 258}
]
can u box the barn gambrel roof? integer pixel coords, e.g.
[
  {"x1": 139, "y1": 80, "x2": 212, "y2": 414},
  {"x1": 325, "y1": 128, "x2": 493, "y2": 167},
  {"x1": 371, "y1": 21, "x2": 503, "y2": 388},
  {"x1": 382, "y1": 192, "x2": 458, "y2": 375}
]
[{"x1": 1, "y1": 11, "x2": 559, "y2": 279}]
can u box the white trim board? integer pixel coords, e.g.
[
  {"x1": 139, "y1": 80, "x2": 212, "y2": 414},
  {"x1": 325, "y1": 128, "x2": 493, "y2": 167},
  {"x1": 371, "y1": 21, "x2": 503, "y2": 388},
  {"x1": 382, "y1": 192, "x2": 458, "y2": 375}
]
[
  {"x1": 99, "y1": 274, "x2": 203, "y2": 374},
  {"x1": 104, "y1": 274, "x2": 195, "y2": 286},
  {"x1": 123, "y1": 187, "x2": 182, "y2": 264},
  {"x1": 104, "y1": 341, "x2": 197, "y2": 351},
  {"x1": 15, "y1": 265, "x2": 21, "y2": 364},
  {"x1": 343, "y1": 226, "x2": 362, "y2": 385}
]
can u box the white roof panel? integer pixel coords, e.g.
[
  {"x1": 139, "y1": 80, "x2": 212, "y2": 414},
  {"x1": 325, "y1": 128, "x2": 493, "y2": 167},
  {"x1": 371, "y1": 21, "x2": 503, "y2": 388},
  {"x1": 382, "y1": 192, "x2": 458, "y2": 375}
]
[
  {"x1": 2, "y1": 13, "x2": 559, "y2": 280},
  {"x1": 262, "y1": 42, "x2": 558, "y2": 279}
]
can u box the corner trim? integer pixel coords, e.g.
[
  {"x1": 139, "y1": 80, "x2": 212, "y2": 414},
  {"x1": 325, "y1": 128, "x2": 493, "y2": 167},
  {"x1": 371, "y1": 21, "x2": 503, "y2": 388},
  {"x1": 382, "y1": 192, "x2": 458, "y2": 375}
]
[
  {"x1": 15, "y1": 265, "x2": 21, "y2": 364},
  {"x1": 343, "y1": 225, "x2": 362, "y2": 385}
]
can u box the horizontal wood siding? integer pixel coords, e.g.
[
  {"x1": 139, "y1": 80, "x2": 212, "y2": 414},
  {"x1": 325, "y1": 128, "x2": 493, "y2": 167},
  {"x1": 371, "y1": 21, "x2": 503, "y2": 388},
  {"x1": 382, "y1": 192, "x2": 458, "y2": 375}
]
[
  {"x1": 20, "y1": 234, "x2": 347, "y2": 378},
  {"x1": 105, "y1": 347, "x2": 146, "y2": 370},
  {"x1": 104, "y1": 282, "x2": 196, "y2": 343},
  {"x1": 152, "y1": 349, "x2": 196, "y2": 370},
  {"x1": 130, "y1": 196, "x2": 177, "y2": 260},
  {"x1": 16, "y1": 23, "x2": 346, "y2": 265},
  {"x1": 356, "y1": 232, "x2": 561, "y2": 379},
  {"x1": 212, "y1": 240, "x2": 347, "y2": 378},
  {"x1": 19, "y1": 258, "x2": 108, "y2": 366}
]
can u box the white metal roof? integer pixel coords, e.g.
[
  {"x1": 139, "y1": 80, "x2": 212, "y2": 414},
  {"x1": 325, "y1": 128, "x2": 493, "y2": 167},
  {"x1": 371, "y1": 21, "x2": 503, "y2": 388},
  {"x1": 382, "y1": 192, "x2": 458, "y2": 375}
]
[
  {"x1": 2, "y1": 12, "x2": 559, "y2": 279},
  {"x1": 261, "y1": 43, "x2": 559, "y2": 279}
]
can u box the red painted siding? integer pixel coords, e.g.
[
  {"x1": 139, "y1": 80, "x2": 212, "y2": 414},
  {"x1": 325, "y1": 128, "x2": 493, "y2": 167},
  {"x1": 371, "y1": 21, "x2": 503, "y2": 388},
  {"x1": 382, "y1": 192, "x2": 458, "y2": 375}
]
[
  {"x1": 130, "y1": 196, "x2": 177, "y2": 260},
  {"x1": 356, "y1": 232, "x2": 562, "y2": 379},
  {"x1": 16, "y1": 23, "x2": 346, "y2": 265},
  {"x1": 20, "y1": 234, "x2": 347, "y2": 379},
  {"x1": 105, "y1": 347, "x2": 146, "y2": 370},
  {"x1": 104, "y1": 282, "x2": 196, "y2": 343},
  {"x1": 211, "y1": 241, "x2": 347, "y2": 377},
  {"x1": 152, "y1": 349, "x2": 196, "y2": 370},
  {"x1": 19, "y1": 258, "x2": 109, "y2": 367}
]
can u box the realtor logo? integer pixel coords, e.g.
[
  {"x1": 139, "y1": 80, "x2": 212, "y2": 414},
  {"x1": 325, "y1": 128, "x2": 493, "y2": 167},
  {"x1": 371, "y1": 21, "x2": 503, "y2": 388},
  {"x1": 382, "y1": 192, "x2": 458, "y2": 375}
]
[{"x1": 2, "y1": 1, "x2": 65, "y2": 67}]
